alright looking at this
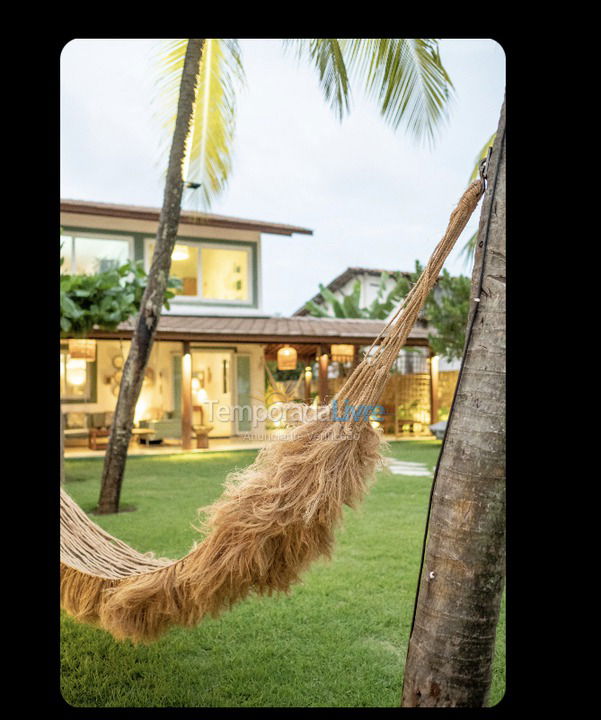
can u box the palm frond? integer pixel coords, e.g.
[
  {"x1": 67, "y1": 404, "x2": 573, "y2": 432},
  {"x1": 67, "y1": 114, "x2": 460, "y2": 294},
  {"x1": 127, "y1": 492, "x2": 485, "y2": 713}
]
[
  {"x1": 342, "y1": 38, "x2": 454, "y2": 144},
  {"x1": 460, "y1": 132, "x2": 497, "y2": 264},
  {"x1": 459, "y1": 230, "x2": 478, "y2": 267},
  {"x1": 152, "y1": 39, "x2": 244, "y2": 209},
  {"x1": 469, "y1": 132, "x2": 496, "y2": 182},
  {"x1": 283, "y1": 39, "x2": 351, "y2": 120}
]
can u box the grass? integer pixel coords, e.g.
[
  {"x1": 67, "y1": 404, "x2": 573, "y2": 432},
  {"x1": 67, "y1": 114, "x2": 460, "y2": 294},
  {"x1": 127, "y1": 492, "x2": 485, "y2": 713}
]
[{"x1": 61, "y1": 440, "x2": 505, "y2": 708}]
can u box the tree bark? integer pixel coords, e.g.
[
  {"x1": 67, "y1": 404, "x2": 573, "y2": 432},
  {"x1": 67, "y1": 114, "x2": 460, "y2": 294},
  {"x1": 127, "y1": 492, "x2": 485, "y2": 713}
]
[
  {"x1": 97, "y1": 39, "x2": 204, "y2": 514},
  {"x1": 401, "y1": 97, "x2": 506, "y2": 707}
]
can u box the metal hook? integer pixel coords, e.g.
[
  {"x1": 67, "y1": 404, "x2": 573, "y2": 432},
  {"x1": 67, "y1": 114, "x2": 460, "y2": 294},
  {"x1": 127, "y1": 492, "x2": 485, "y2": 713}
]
[{"x1": 479, "y1": 146, "x2": 493, "y2": 189}]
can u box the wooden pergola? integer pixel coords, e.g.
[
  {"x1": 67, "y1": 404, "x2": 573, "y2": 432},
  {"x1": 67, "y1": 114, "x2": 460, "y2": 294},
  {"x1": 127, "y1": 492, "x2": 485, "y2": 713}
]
[{"x1": 88, "y1": 314, "x2": 435, "y2": 448}]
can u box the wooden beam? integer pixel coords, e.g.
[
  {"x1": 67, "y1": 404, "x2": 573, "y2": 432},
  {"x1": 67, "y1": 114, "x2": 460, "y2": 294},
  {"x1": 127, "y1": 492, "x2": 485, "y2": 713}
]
[
  {"x1": 318, "y1": 347, "x2": 329, "y2": 405},
  {"x1": 304, "y1": 364, "x2": 312, "y2": 404},
  {"x1": 181, "y1": 341, "x2": 193, "y2": 450},
  {"x1": 86, "y1": 329, "x2": 431, "y2": 348},
  {"x1": 351, "y1": 344, "x2": 360, "y2": 371}
]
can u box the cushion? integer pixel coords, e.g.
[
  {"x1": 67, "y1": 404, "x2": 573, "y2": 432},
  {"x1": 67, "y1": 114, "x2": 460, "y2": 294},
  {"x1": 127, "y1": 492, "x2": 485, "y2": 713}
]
[{"x1": 66, "y1": 412, "x2": 87, "y2": 429}]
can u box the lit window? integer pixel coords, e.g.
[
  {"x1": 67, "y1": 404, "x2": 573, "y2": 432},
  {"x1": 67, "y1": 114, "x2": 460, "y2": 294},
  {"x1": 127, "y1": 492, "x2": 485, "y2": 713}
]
[
  {"x1": 60, "y1": 234, "x2": 130, "y2": 274},
  {"x1": 60, "y1": 348, "x2": 96, "y2": 401},
  {"x1": 201, "y1": 247, "x2": 249, "y2": 302},
  {"x1": 148, "y1": 241, "x2": 199, "y2": 296},
  {"x1": 146, "y1": 240, "x2": 252, "y2": 303},
  {"x1": 74, "y1": 236, "x2": 129, "y2": 274}
]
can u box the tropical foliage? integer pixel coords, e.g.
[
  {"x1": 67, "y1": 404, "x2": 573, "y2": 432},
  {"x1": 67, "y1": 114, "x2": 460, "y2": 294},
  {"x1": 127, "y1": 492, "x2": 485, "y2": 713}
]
[
  {"x1": 154, "y1": 39, "x2": 244, "y2": 208},
  {"x1": 425, "y1": 269, "x2": 471, "y2": 360},
  {"x1": 304, "y1": 271, "x2": 413, "y2": 320},
  {"x1": 305, "y1": 262, "x2": 470, "y2": 360},
  {"x1": 284, "y1": 39, "x2": 453, "y2": 143},
  {"x1": 60, "y1": 259, "x2": 181, "y2": 336},
  {"x1": 153, "y1": 38, "x2": 455, "y2": 212}
]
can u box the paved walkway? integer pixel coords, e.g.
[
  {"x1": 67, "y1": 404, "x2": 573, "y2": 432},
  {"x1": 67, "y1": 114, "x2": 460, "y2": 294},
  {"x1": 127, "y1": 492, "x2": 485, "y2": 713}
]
[
  {"x1": 64, "y1": 434, "x2": 438, "y2": 461},
  {"x1": 383, "y1": 458, "x2": 433, "y2": 477}
]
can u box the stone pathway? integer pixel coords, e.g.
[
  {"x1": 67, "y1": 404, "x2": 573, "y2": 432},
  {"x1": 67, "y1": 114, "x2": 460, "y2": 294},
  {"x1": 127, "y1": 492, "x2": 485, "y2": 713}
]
[{"x1": 383, "y1": 458, "x2": 433, "y2": 477}]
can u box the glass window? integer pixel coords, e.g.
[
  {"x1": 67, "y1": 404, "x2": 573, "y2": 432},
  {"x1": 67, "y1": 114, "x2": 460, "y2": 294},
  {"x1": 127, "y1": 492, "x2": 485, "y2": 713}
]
[
  {"x1": 60, "y1": 237, "x2": 73, "y2": 274},
  {"x1": 148, "y1": 241, "x2": 199, "y2": 296},
  {"x1": 60, "y1": 349, "x2": 95, "y2": 401},
  {"x1": 60, "y1": 234, "x2": 130, "y2": 274},
  {"x1": 74, "y1": 236, "x2": 130, "y2": 274},
  {"x1": 201, "y1": 247, "x2": 249, "y2": 302},
  {"x1": 146, "y1": 240, "x2": 252, "y2": 303}
]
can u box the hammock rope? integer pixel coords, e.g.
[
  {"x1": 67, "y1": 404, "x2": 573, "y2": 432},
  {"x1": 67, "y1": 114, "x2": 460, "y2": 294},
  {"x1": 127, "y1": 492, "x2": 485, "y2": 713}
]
[{"x1": 60, "y1": 178, "x2": 485, "y2": 643}]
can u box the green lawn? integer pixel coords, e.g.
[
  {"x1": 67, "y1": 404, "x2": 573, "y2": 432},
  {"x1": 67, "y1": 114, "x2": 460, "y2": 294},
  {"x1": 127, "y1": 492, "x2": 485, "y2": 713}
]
[{"x1": 61, "y1": 440, "x2": 505, "y2": 708}]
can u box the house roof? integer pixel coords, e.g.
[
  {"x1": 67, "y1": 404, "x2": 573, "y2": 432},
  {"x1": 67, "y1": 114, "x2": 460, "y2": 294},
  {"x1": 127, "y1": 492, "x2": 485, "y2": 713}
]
[
  {"x1": 60, "y1": 199, "x2": 313, "y2": 237},
  {"x1": 88, "y1": 314, "x2": 430, "y2": 346},
  {"x1": 294, "y1": 266, "x2": 411, "y2": 316}
]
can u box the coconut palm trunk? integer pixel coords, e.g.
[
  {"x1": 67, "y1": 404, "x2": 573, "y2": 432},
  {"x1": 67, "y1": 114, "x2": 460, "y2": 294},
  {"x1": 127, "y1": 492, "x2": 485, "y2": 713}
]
[
  {"x1": 401, "y1": 97, "x2": 506, "y2": 707},
  {"x1": 97, "y1": 39, "x2": 204, "y2": 514}
]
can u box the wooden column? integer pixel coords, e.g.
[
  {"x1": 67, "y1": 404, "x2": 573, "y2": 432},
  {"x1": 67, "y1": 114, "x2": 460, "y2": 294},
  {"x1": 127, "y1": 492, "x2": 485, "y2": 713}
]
[
  {"x1": 318, "y1": 346, "x2": 329, "y2": 405},
  {"x1": 430, "y1": 351, "x2": 440, "y2": 425},
  {"x1": 181, "y1": 341, "x2": 193, "y2": 450}
]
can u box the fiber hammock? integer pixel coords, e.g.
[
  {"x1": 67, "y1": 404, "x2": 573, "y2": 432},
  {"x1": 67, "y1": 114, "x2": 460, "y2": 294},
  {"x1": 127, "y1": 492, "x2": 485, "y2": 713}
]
[{"x1": 61, "y1": 178, "x2": 484, "y2": 643}]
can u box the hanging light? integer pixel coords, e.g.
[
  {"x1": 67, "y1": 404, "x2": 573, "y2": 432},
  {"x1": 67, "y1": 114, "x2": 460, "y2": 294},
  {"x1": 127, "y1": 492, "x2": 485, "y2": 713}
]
[
  {"x1": 304, "y1": 366, "x2": 313, "y2": 382},
  {"x1": 369, "y1": 406, "x2": 385, "y2": 430},
  {"x1": 66, "y1": 358, "x2": 86, "y2": 386},
  {"x1": 172, "y1": 245, "x2": 189, "y2": 262},
  {"x1": 68, "y1": 339, "x2": 96, "y2": 362},
  {"x1": 330, "y1": 344, "x2": 354, "y2": 363},
  {"x1": 277, "y1": 345, "x2": 297, "y2": 371}
]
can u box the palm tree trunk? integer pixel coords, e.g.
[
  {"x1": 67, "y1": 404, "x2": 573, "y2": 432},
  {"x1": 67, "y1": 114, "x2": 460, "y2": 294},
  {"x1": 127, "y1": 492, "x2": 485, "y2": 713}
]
[
  {"x1": 401, "y1": 97, "x2": 506, "y2": 707},
  {"x1": 96, "y1": 39, "x2": 204, "y2": 514}
]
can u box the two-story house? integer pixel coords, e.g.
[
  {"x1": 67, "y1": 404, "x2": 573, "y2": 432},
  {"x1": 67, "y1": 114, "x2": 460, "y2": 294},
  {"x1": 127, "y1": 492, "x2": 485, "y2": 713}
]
[{"x1": 61, "y1": 200, "x2": 434, "y2": 451}]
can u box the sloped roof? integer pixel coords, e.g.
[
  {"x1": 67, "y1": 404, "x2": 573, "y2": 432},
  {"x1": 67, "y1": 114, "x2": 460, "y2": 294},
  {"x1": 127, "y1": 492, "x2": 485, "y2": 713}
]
[
  {"x1": 60, "y1": 199, "x2": 313, "y2": 237},
  {"x1": 88, "y1": 314, "x2": 429, "y2": 346},
  {"x1": 294, "y1": 267, "x2": 412, "y2": 316}
]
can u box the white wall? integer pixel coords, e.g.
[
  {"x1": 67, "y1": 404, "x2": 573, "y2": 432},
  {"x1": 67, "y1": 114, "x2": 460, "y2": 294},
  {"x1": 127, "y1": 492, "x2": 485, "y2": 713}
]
[{"x1": 61, "y1": 339, "x2": 267, "y2": 436}]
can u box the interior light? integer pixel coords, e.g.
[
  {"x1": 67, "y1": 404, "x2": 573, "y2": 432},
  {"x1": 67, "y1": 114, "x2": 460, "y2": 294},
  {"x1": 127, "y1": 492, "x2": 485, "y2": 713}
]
[
  {"x1": 172, "y1": 245, "x2": 189, "y2": 262},
  {"x1": 66, "y1": 358, "x2": 86, "y2": 386},
  {"x1": 195, "y1": 388, "x2": 209, "y2": 404}
]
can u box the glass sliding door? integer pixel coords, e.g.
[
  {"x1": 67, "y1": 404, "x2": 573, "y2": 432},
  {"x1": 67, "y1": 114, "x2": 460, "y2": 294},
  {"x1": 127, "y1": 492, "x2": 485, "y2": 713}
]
[
  {"x1": 236, "y1": 354, "x2": 252, "y2": 434},
  {"x1": 191, "y1": 349, "x2": 234, "y2": 437}
]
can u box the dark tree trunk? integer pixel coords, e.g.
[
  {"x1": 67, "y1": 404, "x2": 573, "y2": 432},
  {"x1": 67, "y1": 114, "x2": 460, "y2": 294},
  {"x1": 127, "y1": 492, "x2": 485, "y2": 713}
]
[
  {"x1": 97, "y1": 39, "x2": 204, "y2": 514},
  {"x1": 401, "y1": 97, "x2": 506, "y2": 707}
]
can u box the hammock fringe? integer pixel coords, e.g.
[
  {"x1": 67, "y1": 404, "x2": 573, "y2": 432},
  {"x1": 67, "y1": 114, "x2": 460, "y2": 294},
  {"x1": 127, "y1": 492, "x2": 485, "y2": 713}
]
[
  {"x1": 60, "y1": 178, "x2": 484, "y2": 644},
  {"x1": 63, "y1": 421, "x2": 383, "y2": 643}
]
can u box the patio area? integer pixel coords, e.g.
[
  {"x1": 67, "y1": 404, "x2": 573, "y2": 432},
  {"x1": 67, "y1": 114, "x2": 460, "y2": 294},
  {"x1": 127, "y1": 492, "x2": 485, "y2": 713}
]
[{"x1": 63, "y1": 431, "x2": 438, "y2": 460}]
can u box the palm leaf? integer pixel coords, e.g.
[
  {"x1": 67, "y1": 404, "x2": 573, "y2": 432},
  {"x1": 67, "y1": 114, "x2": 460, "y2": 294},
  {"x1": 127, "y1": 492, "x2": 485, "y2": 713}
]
[
  {"x1": 283, "y1": 39, "x2": 350, "y2": 120},
  {"x1": 286, "y1": 39, "x2": 453, "y2": 144},
  {"x1": 153, "y1": 39, "x2": 244, "y2": 209},
  {"x1": 469, "y1": 132, "x2": 496, "y2": 182},
  {"x1": 342, "y1": 39, "x2": 454, "y2": 144}
]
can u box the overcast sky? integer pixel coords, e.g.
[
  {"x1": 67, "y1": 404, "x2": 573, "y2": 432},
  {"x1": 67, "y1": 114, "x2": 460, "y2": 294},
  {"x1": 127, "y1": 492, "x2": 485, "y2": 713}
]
[{"x1": 61, "y1": 39, "x2": 505, "y2": 316}]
